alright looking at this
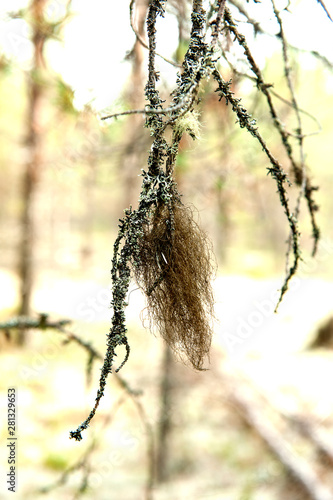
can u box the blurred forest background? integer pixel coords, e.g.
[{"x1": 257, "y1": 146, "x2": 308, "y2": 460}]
[{"x1": 1, "y1": 0, "x2": 333, "y2": 499}]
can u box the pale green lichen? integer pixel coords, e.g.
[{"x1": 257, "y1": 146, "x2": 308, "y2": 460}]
[{"x1": 174, "y1": 110, "x2": 201, "y2": 140}]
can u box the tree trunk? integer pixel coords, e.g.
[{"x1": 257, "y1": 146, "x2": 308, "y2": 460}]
[
  {"x1": 80, "y1": 156, "x2": 97, "y2": 267},
  {"x1": 17, "y1": 0, "x2": 46, "y2": 344},
  {"x1": 155, "y1": 343, "x2": 174, "y2": 483},
  {"x1": 121, "y1": 0, "x2": 149, "y2": 209}
]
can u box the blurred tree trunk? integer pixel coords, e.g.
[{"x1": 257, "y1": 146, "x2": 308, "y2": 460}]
[
  {"x1": 215, "y1": 171, "x2": 231, "y2": 263},
  {"x1": 121, "y1": 0, "x2": 149, "y2": 209},
  {"x1": 155, "y1": 343, "x2": 174, "y2": 483},
  {"x1": 78, "y1": 110, "x2": 99, "y2": 268},
  {"x1": 203, "y1": 77, "x2": 238, "y2": 264},
  {"x1": 17, "y1": 0, "x2": 47, "y2": 344},
  {"x1": 80, "y1": 156, "x2": 97, "y2": 268}
]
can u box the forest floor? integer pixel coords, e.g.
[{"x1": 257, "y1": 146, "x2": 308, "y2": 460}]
[{"x1": 0, "y1": 269, "x2": 333, "y2": 500}]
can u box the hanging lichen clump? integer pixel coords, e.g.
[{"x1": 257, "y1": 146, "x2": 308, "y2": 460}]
[
  {"x1": 70, "y1": 0, "x2": 320, "y2": 441},
  {"x1": 134, "y1": 196, "x2": 215, "y2": 371}
]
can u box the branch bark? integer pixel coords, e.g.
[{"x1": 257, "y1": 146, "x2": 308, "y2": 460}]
[{"x1": 220, "y1": 366, "x2": 333, "y2": 500}]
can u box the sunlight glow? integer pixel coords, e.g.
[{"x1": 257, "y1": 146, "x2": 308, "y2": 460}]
[{"x1": 0, "y1": 1, "x2": 332, "y2": 109}]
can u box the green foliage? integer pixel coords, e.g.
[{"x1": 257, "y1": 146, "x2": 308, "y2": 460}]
[
  {"x1": 43, "y1": 453, "x2": 69, "y2": 471},
  {"x1": 53, "y1": 78, "x2": 77, "y2": 115}
]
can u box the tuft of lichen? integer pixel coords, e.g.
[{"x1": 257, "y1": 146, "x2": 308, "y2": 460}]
[
  {"x1": 174, "y1": 110, "x2": 201, "y2": 140},
  {"x1": 134, "y1": 196, "x2": 215, "y2": 370}
]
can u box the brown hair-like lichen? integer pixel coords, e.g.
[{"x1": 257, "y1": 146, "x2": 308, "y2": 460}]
[{"x1": 134, "y1": 197, "x2": 216, "y2": 370}]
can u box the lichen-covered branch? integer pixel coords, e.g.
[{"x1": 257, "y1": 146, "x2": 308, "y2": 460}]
[
  {"x1": 222, "y1": 4, "x2": 320, "y2": 305},
  {"x1": 70, "y1": 0, "x2": 322, "y2": 440},
  {"x1": 129, "y1": 0, "x2": 180, "y2": 68},
  {"x1": 70, "y1": 0, "x2": 219, "y2": 442},
  {"x1": 0, "y1": 313, "x2": 71, "y2": 331},
  {"x1": 271, "y1": 1, "x2": 320, "y2": 257},
  {"x1": 212, "y1": 69, "x2": 301, "y2": 308}
]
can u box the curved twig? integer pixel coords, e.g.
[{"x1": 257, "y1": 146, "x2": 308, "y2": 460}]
[{"x1": 129, "y1": 0, "x2": 181, "y2": 68}]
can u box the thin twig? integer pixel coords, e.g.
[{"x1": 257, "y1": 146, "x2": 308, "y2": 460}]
[
  {"x1": 0, "y1": 313, "x2": 71, "y2": 330},
  {"x1": 220, "y1": 47, "x2": 322, "y2": 138},
  {"x1": 101, "y1": 86, "x2": 198, "y2": 121},
  {"x1": 316, "y1": 0, "x2": 332, "y2": 21},
  {"x1": 272, "y1": 0, "x2": 306, "y2": 275},
  {"x1": 223, "y1": 6, "x2": 320, "y2": 304},
  {"x1": 129, "y1": 0, "x2": 181, "y2": 68},
  {"x1": 230, "y1": 0, "x2": 333, "y2": 70},
  {"x1": 272, "y1": 1, "x2": 320, "y2": 257},
  {"x1": 210, "y1": 0, "x2": 227, "y2": 50},
  {"x1": 37, "y1": 440, "x2": 98, "y2": 496}
]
